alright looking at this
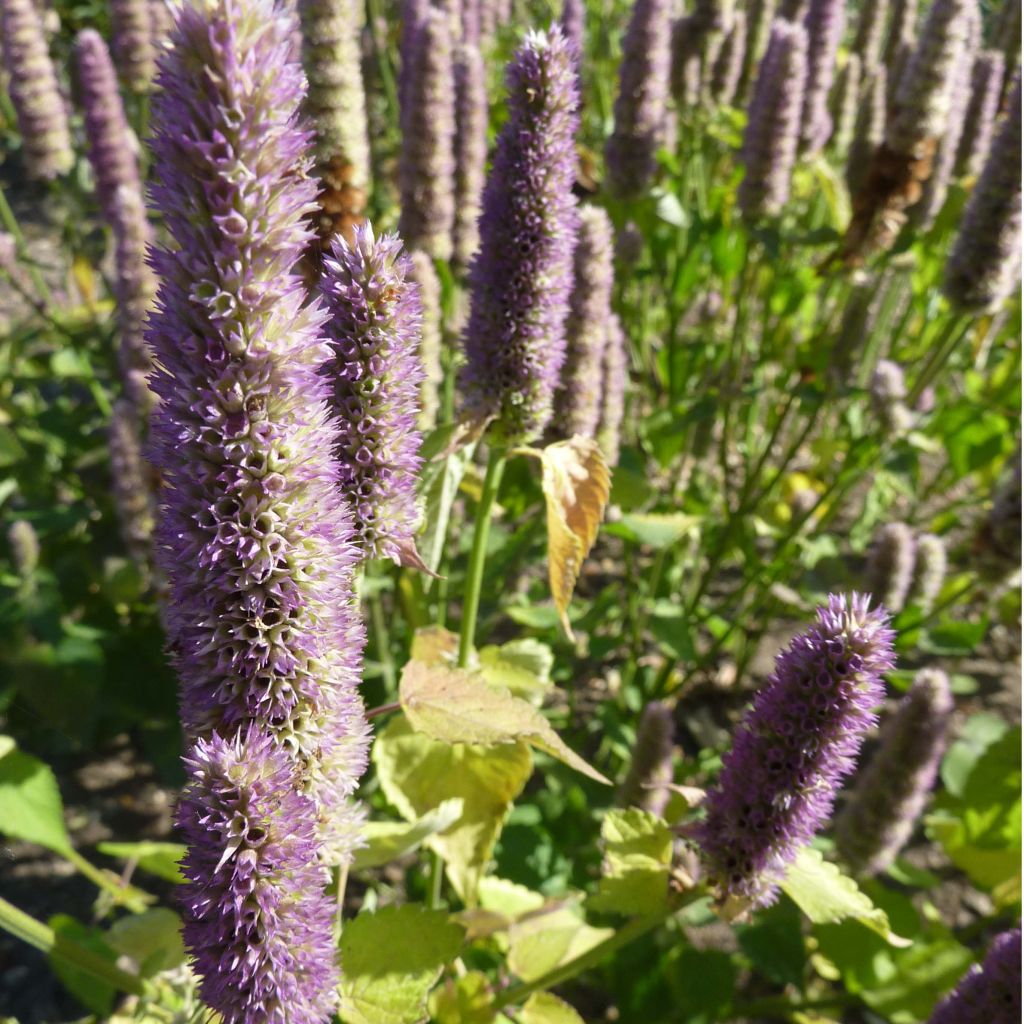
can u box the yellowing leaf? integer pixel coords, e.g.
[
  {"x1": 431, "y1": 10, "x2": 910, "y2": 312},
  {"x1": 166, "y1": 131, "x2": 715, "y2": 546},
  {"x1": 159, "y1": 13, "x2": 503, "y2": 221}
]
[
  {"x1": 372, "y1": 716, "x2": 533, "y2": 902},
  {"x1": 507, "y1": 905, "x2": 613, "y2": 982},
  {"x1": 588, "y1": 809, "x2": 672, "y2": 916},
  {"x1": 352, "y1": 799, "x2": 464, "y2": 871},
  {"x1": 521, "y1": 992, "x2": 586, "y2": 1024},
  {"x1": 781, "y1": 848, "x2": 910, "y2": 947},
  {"x1": 410, "y1": 626, "x2": 461, "y2": 666},
  {"x1": 540, "y1": 437, "x2": 610, "y2": 637},
  {"x1": 338, "y1": 905, "x2": 464, "y2": 1024},
  {"x1": 428, "y1": 971, "x2": 495, "y2": 1024},
  {"x1": 399, "y1": 660, "x2": 609, "y2": 785}
]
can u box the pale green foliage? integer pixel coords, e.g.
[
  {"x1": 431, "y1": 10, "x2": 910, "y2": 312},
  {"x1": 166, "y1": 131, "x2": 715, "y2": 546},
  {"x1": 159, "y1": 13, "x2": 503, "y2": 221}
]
[{"x1": 589, "y1": 809, "x2": 672, "y2": 915}]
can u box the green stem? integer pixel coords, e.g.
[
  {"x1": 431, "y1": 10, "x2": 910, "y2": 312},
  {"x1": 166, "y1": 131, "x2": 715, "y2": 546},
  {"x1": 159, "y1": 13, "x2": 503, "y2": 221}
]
[
  {"x1": 64, "y1": 848, "x2": 151, "y2": 913},
  {"x1": 0, "y1": 896, "x2": 145, "y2": 997},
  {"x1": 427, "y1": 849, "x2": 445, "y2": 909},
  {"x1": 731, "y1": 991, "x2": 857, "y2": 1017},
  {"x1": 369, "y1": 588, "x2": 396, "y2": 694},
  {"x1": 492, "y1": 889, "x2": 703, "y2": 1010},
  {"x1": 908, "y1": 314, "x2": 971, "y2": 406},
  {"x1": 0, "y1": 185, "x2": 53, "y2": 304},
  {"x1": 458, "y1": 446, "x2": 506, "y2": 668}
]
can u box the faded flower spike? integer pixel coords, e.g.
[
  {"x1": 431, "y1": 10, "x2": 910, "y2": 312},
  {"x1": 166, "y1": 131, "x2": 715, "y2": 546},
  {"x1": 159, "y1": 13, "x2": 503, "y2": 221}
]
[
  {"x1": 617, "y1": 701, "x2": 675, "y2": 817},
  {"x1": 553, "y1": 205, "x2": 615, "y2": 440},
  {"x1": 800, "y1": 0, "x2": 846, "y2": 154},
  {"x1": 147, "y1": 0, "x2": 369, "y2": 1011},
  {"x1": 836, "y1": 668, "x2": 954, "y2": 875},
  {"x1": 955, "y1": 50, "x2": 1006, "y2": 178},
  {"x1": 944, "y1": 76, "x2": 1022, "y2": 313},
  {"x1": 929, "y1": 928, "x2": 1021, "y2": 1024},
  {"x1": 110, "y1": 0, "x2": 159, "y2": 93},
  {"x1": 851, "y1": 0, "x2": 889, "y2": 71},
  {"x1": 0, "y1": 0, "x2": 73, "y2": 180},
  {"x1": 865, "y1": 522, "x2": 917, "y2": 613},
  {"x1": 597, "y1": 314, "x2": 628, "y2": 466},
  {"x1": 177, "y1": 729, "x2": 339, "y2": 1024},
  {"x1": 909, "y1": 533, "x2": 947, "y2": 612},
  {"x1": 846, "y1": 68, "x2": 886, "y2": 195},
  {"x1": 397, "y1": 6, "x2": 456, "y2": 261},
  {"x1": 870, "y1": 359, "x2": 914, "y2": 434},
  {"x1": 320, "y1": 225, "x2": 424, "y2": 564},
  {"x1": 461, "y1": 28, "x2": 580, "y2": 445},
  {"x1": 109, "y1": 398, "x2": 157, "y2": 578},
  {"x1": 697, "y1": 594, "x2": 895, "y2": 909},
  {"x1": 605, "y1": 0, "x2": 672, "y2": 199},
  {"x1": 828, "y1": 53, "x2": 860, "y2": 155},
  {"x1": 7, "y1": 519, "x2": 39, "y2": 576},
  {"x1": 738, "y1": 18, "x2": 808, "y2": 219},
  {"x1": 711, "y1": 10, "x2": 746, "y2": 106},
  {"x1": 408, "y1": 250, "x2": 442, "y2": 431},
  {"x1": 452, "y1": 41, "x2": 488, "y2": 271}
]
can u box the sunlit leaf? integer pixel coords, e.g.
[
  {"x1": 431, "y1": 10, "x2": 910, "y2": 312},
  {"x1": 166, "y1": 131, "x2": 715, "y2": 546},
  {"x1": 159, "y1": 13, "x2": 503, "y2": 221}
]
[
  {"x1": 588, "y1": 809, "x2": 671, "y2": 916},
  {"x1": 353, "y1": 799, "x2": 465, "y2": 871},
  {"x1": 428, "y1": 971, "x2": 495, "y2": 1024},
  {"x1": 97, "y1": 841, "x2": 186, "y2": 884},
  {"x1": 507, "y1": 904, "x2": 613, "y2": 982},
  {"x1": 0, "y1": 740, "x2": 71, "y2": 854},
  {"x1": 521, "y1": 992, "x2": 585, "y2": 1024}
]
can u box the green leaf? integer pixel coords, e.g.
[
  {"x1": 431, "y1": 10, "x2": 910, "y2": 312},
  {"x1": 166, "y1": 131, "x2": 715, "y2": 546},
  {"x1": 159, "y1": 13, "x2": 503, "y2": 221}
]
[
  {"x1": 337, "y1": 905, "x2": 465, "y2": 1024},
  {"x1": 478, "y1": 877, "x2": 546, "y2": 918},
  {"x1": 97, "y1": 841, "x2": 186, "y2": 884},
  {"x1": 604, "y1": 512, "x2": 701, "y2": 549},
  {"x1": 428, "y1": 971, "x2": 495, "y2": 1024},
  {"x1": 861, "y1": 938, "x2": 974, "y2": 1021},
  {"x1": 0, "y1": 741, "x2": 71, "y2": 854},
  {"x1": 372, "y1": 716, "x2": 533, "y2": 902},
  {"x1": 521, "y1": 992, "x2": 586, "y2": 1024},
  {"x1": 105, "y1": 909, "x2": 185, "y2": 977},
  {"x1": 419, "y1": 427, "x2": 478, "y2": 574},
  {"x1": 507, "y1": 905, "x2": 613, "y2": 982},
  {"x1": 399, "y1": 660, "x2": 609, "y2": 785},
  {"x1": 352, "y1": 799, "x2": 464, "y2": 871},
  {"x1": 478, "y1": 639, "x2": 553, "y2": 702},
  {"x1": 48, "y1": 915, "x2": 117, "y2": 1016},
  {"x1": 941, "y1": 713, "x2": 1008, "y2": 796},
  {"x1": 737, "y1": 899, "x2": 807, "y2": 988},
  {"x1": 780, "y1": 848, "x2": 909, "y2": 946},
  {"x1": 588, "y1": 809, "x2": 671, "y2": 916}
]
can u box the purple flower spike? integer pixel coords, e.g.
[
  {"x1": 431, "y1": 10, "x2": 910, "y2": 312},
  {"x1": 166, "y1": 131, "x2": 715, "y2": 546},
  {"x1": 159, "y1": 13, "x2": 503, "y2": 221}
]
[
  {"x1": 852, "y1": 0, "x2": 888, "y2": 71},
  {"x1": 618, "y1": 701, "x2": 675, "y2": 817},
  {"x1": 865, "y1": 521, "x2": 917, "y2": 613},
  {"x1": 884, "y1": 0, "x2": 918, "y2": 70},
  {"x1": 738, "y1": 18, "x2": 808, "y2": 219},
  {"x1": 712, "y1": 10, "x2": 747, "y2": 105},
  {"x1": 605, "y1": 0, "x2": 673, "y2": 199},
  {"x1": 800, "y1": 0, "x2": 845, "y2": 154},
  {"x1": 846, "y1": 68, "x2": 886, "y2": 195},
  {"x1": 930, "y1": 928, "x2": 1021, "y2": 1024},
  {"x1": 0, "y1": 0, "x2": 73, "y2": 180},
  {"x1": 955, "y1": 50, "x2": 1006, "y2": 177},
  {"x1": 870, "y1": 359, "x2": 914, "y2": 434},
  {"x1": 109, "y1": 398, "x2": 157, "y2": 580},
  {"x1": 110, "y1": 0, "x2": 158, "y2": 93},
  {"x1": 147, "y1": 0, "x2": 368, "y2": 894},
  {"x1": 828, "y1": 53, "x2": 861, "y2": 154},
  {"x1": 597, "y1": 313, "x2": 628, "y2": 466},
  {"x1": 453, "y1": 41, "x2": 488, "y2": 271},
  {"x1": 909, "y1": 533, "x2": 947, "y2": 612},
  {"x1": 836, "y1": 668, "x2": 954, "y2": 875},
  {"x1": 561, "y1": 0, "x2": 585, "y2": 68},
  {"x1": 320, "y1": 224, "x2": 424, "y2": 563},
  {"x1": 177, "y1": 729, "x2": 339, "y2": 1024},
  {"x1": 944, "y1": 76, "x2": 1022, "y2": 312},
  {"x1": 460, "y1": 28, "x2": 580, "y2": 445},
  {"x1": 697, "y1": 594, "x2": 896, "y2": 909},
  {"x1": 408, "y1": 250, "x2": 442, "y2": 431},
  {"x1": 553, "y1": 205, "x2": 615, "y2": 440}
]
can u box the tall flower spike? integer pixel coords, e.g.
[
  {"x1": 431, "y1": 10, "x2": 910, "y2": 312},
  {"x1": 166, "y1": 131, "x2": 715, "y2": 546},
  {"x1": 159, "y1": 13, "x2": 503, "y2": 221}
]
[
  {"x1": 976, "y1": 452, "x2": 1022, "y2": 577},
  {"x1": 460, "y1": 28, "x2": 580, "y2": 445},
  {"x1": 884, "y1": 0, "x2": 918, "y2": 70},
  {"x1": 397, "y1": 7, "x2": 456, "y2": 261},
  {"x1": 561, "y1": 0, "x2": 584, "y2": 67},
  {"x1": 800, "y1": 0, "x2": 846, "y2": 154},
  {"x1": 846, "y1": 68, "x2": 886, "y2": 195},
  {"x1": 835, "y1": 668, "x2": 954, "y2": 876},
  {"x1": 697, "y1": 594, "x2": 896, "y2": 910},
  {"x1": 75, "y1": 30, "x2": 144, "y2": 228},
  {"x1": 852, "y1": 0, "x2": 889, "y2": 70},
  {"x1": 147, "y1": 0, "x2": 369, "y2": 988},
  {"x1": 177, "y1": 730, "x2": 339, "y2": 1024},
  {"x1": 319, "y1": 225, "x2": 424, "y2": 564},
  {"x1": 617, "y1": 701, "x2": 675, "y2": 817},
  {"x1": 670, "y1": 15, "x2": 704, "y2": 108},
  {"x1": 955, "y1": 50, "x2": 1006, "y2": 178},
  {"x1": 828, "y1": 53, "x2": 861, "y2": 155},
  {"x1": 0, "y1": 0, "x2": 73, "y2": 180},
  {"x1": 7, "y1": 518, "x2": 39, "y2": 576},
  {"x1": 597, "y1": 314, "x2": 627, "y2": 466},
  {"x1": 865, "y1": 521, "x2": 916, "y2": 613},
  {"x1": 738, "y1": 18, "x2": 808, "y2": 220},
  {"x1": 398, "y1": 0, "x2": 430, "y2": 118},
  {"x1": 909, "y1": 533, "x2": 947, "y2": 612},
  {"x1": 943, "y1": 76, "x2": 1021, "y2": 312},
  {"x1": 869, "y1": 358, "x2": 914, "y2": 433},
  {"x1": 109, "y1": 398, "x2": 157, "y2": 578},
  {"x1": 711, "y1": 10, "x2": 746, "y2": 105},
  {"x1": 552, "y1": 205, "x2": 615, "y2": 440},
  {"x1": 110, "y1": 0, "x2": 158, "y2": 93},
  {"x1": 929, "y1": 928, "x2": 1021, "y2": 1024},
  {"x1": 605, "y1": 0, "x2": 672, "y2": 200},
  {"x1": 453, "y1": 41, "x2": 488, "y2": 272},
  {"x1": 299, "y1": 0, "x2": 372, "y2": 244},
  {"x1": 737, "y1": 0, "x2": 776, "y2": 102},
  {"x1": 409, "y1": 251, "x2": 442, "y2": 432}
]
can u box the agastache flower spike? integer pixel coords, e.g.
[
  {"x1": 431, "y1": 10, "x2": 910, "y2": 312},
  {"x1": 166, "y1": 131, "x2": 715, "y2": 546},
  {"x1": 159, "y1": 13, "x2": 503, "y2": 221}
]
[
  {"x1": 110, "y1": 0, "x2": 158, "y2": 93},
  {"x1": 461, "y1": 28, "x2": 580, "y2": 445},
  {"x1": 955, "y1": 50, "x2": 1006, "y2": 178},
  {"x1": 617, "y1": 701, "x2": 675, "y2": 817},
  {"x1": 943, "y1": 77, "x2": 1022, "y2": 313},
  {"x1": 561, "y1": 0, "x2": 584, "y2": 68},
  {"x1": 397, "y1": 7, "x2": 456, "y2": 261},
  {"x1": 7, "y1": 519, "x2": 39, "y2": 577},
  {"x1": 670, "y1": 15, "x2": 704, "y2": 108},
  {"x1": 319, "y1": 225, "x2": 424, "y2": 564},
  {"x1": 109, "y1": 399, "x2": 157, "y2": 578},
  {"x1": 800, "y1": 0, "x2": 846, "y2": 154},
  {"x1": 738, "y1": 18, "x2": 808, "y2": 219},
  {"x1": 929, "y1": 928, "x2": 1021, "y2": 1024},
  {"x1": 909, "y1": 533, "x2": 947, "y2": 612},
  {"x1": 865, "y1": 521, "x2": 917, "y2": 613},
  {"x1": 828, "y1": 53, "x2": 861, "y2": 154},
  {"x1": 737, "y1": 0, "x2": 776, "y2": 102},
  {"x1": 409, "y1": 251, "x2": 442, "y2": 431},
  {"x1": 836, "y1": 669, "x2": 954, "y2": 875},
  {"x1": 552, "y1": 206, "x2": 615, "y2": 440},
  {"x1": 869, "y1": 358, "x2": 914, "y2": 433},
  {"x1": 147, "y1": 2, "x2": 368, "y2": 1011},
  {"x1": 299, "y1": 0, "x2": 372, "y2": 242},
  {"x1": 884, "y1": 0, "x2": 918, "y2": 70},
  {"x1": 712, "y1": 10, "x2": 746, "y2": 106},
  {"x1": 846, "y1": 68, "x2": 886, "y2": 195},
  {"x1": 976, "y1": 452, "x2": 1022, "y2": 577},
  {"x1": 453, "y1": 41, "x2": 488, "y2": 271},
  {"x1": 605, "y1": 0, "x2": 673, "y2": 200},
  {"x1": 852, "y1": 0, "x2": 889, "y2": 70},
  {"x1": 597, "y1": 314, "x2": 627, "y2": 466},
  {"x1": 697, "y1": 594, "x2": 896, "y2": 910},
  {"x1": 0, "y1": 0, "x2": 73, "y2": 180},
  {"x1": 177, "y1": 730, "x2": 339, "y2": 1024}
]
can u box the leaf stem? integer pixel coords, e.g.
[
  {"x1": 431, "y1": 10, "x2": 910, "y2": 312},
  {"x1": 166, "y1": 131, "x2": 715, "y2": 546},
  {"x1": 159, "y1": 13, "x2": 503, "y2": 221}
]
[
  {"x1": 64, "y1": 848, "x2": 152, "y2": 913},
  {"x1": 458, "y1": 446, "x2": 506, "y2": 668}
]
